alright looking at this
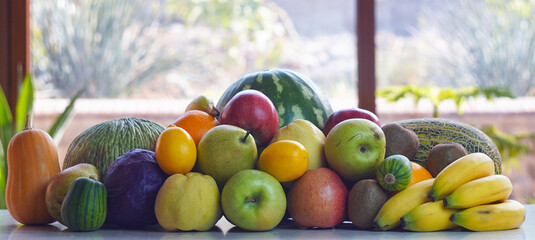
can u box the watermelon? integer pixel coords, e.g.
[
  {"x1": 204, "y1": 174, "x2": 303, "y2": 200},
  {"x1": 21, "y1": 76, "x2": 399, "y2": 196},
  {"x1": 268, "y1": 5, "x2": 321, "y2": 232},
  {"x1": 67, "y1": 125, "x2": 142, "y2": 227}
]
[{"x1": 216, "y1": 69, "x2": 333, "y2": 130}]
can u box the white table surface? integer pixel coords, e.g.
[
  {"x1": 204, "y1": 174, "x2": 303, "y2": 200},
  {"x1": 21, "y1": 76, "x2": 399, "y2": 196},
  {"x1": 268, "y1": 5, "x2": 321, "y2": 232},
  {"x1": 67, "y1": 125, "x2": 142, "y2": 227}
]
[{"x1": 1, "y1": 205, "x2": 533, "y2": 239}]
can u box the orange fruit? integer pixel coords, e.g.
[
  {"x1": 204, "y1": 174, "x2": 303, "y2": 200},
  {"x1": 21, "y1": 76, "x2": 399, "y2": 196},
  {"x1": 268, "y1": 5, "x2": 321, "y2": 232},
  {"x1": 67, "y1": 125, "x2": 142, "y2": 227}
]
[
  {"x1": 173, "y1": 110, "x2": 219, "y2": 146},
  {"x1": 155, "y1": 126, "x2": 197, "y2": 175},
  {"x1": 407, "y1": 161, "x2": 433, "y2": 187},
  {"x1": 387, "y1": 161, "x2": 433, "y2": 197},
  {"x1": 256, "y1": 140, "x2": 309, "y2": 182}
]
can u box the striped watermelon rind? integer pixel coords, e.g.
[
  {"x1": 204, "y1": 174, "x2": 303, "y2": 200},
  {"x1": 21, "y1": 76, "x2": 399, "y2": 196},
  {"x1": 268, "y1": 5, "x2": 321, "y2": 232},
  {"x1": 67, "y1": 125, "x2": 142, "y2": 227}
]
[{"x1": 216, "y1": 69, "x2": 333, "y2": 130}]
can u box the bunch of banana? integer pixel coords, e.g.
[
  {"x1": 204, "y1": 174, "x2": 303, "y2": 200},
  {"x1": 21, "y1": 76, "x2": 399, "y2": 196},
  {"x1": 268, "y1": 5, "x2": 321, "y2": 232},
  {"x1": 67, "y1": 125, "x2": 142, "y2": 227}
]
[
  {"x1": 443, "y1": 174, "x2": 513, "y2": 209},
  {"x1": 402, "y1": 199, "x2": 525, "y2": 232},
  {"x1": 451, "y1": 200, "x2": 526, "y2": 231},
  {"x1": 373, "y1": 178, "x2": 434, "y2": 231},
  {"x1": 398, "y1": 152, "x2": 525, "y2": 232},
  {"x1": 401, "y1": 200, "x2": 458, "y2": 232},
  {"x1": 428, "y1": 152, "x2": 495, "y2": 201}
]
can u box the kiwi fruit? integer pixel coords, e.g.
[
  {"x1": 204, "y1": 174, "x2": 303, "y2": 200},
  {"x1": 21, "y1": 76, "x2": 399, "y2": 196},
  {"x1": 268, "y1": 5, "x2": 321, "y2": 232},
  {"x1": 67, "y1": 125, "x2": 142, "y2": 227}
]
[
  {"x1": 427, "y1": 142, "x2": 468, "y2": 177},
  {"x1": 382, "y1": 122, "x2": 420, "y2": 159},
  {"x1": 347, "y1": 179, "x2": 388, "y2": 229}
]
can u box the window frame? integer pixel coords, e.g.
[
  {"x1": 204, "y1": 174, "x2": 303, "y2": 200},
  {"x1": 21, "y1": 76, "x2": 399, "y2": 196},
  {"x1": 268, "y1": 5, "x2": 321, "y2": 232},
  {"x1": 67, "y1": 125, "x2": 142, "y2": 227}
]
[{"x1": 1, "y1": 0, "x2": 31, "y2": 117}]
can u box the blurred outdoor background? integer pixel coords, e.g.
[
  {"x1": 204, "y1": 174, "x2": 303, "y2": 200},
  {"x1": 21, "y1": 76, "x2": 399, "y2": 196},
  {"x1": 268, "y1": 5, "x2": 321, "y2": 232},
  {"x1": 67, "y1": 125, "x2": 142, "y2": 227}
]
[{"x1": 30, "y1": 0, "x2": 535, "y2": 203}]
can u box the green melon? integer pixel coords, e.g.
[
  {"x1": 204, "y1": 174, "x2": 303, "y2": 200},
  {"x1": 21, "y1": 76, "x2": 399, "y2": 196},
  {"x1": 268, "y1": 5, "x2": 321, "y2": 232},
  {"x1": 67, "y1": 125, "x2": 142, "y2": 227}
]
[
  {"x1": 63, "y1": 117, "x2": 164, "y2": 176},
  {"x1": 216, "y1": 69, "x2": 333, "y2": 130},
  {"x1": 395, "y1": 118, "x2": 502, "y2": 174}
]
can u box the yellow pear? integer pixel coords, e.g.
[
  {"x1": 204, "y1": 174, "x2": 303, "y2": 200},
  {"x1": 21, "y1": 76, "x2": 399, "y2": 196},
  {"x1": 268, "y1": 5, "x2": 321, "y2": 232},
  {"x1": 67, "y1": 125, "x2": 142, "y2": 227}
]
[{"x1": 271, "y1": 119, "x2": 326, "y2": 170}]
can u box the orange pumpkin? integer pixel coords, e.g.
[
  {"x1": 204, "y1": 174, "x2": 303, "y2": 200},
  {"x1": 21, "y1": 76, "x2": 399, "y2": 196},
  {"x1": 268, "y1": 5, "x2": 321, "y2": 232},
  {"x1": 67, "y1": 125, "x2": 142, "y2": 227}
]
[{"x1": 6, "y1": 115, "x2": 60, "y2": 225}]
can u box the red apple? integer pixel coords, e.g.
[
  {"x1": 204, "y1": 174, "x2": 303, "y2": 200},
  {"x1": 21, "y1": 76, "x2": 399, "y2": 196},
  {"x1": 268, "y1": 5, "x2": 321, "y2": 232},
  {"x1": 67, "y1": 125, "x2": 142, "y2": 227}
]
[
  {"x1": 287, "y1": 168, "x2": 348, "y2": 228},
  {"x1": 220, "y1": 89, "x2": 279, "y2": 146},
  {"x1": 323, "y1": 107, "x2": 380, "y2": 136}
]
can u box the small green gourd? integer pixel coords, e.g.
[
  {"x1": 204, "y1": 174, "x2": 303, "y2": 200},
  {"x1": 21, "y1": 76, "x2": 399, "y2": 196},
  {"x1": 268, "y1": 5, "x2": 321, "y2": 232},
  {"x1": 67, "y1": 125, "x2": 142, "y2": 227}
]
[
  {"x1": 377, "y1": 154, "x2": 413, "y2": 192},
  {"x1": 61, "y1": 177, "x2": 107, "y2": 232}
]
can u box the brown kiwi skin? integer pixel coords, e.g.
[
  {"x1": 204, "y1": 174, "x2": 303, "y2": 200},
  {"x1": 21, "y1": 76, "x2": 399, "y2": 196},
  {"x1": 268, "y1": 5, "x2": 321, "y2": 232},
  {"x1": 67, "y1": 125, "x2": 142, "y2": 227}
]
[
  {"x1": 427, "y1": 142, "x2": 468, "y2": 177},
  {"x1": 347, "y1": 179, "x2": 389, "y2": 229},
  {"x1": 382, "y1": 123, "x2": 420, "y2": 159}
]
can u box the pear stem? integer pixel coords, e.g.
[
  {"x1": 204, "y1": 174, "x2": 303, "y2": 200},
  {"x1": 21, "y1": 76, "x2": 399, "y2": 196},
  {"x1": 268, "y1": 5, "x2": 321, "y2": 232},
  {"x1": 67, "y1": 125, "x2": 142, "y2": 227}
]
[
  {"x1": 241, "y1": 131, "x2": 251, "y2": 143},
  {"x1": 211, "y1": 107, "x2": 220, "y2": 118}
]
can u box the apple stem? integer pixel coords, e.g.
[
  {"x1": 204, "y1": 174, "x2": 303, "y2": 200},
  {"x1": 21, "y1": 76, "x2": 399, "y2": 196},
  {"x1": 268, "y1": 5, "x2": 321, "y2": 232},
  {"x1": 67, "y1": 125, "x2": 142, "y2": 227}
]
[
  {"x1": 241, "y1": 131, "x2": 251, "y2": 143},
  {"x1": 245, "y1": 197, "x2": 256, "y2": 203},
  {"x1": 385, "y1": 173, "x2": 396, "y2": 185}
]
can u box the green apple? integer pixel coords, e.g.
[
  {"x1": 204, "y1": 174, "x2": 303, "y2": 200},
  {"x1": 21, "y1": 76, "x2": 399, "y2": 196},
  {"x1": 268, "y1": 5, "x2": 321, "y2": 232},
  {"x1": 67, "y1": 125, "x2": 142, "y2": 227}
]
[
  {"x1": 221, "y1": 169, "x2": 286, "y2": 231},
  {"x1": 45, "y1": 163, "x2": 100, "y2": 224},
  {"x1": 324, "y1": 118, "x2": 386, "y2": 183},
  {"x1": 154, "y1": 172, "x2": 222, "y2": 231},
  {"x1": 197, "y1": 125, "x2": 258, "y2": 187},
  {"x1": 270, "y1": 119, "x2": 326, "y2": 170}
]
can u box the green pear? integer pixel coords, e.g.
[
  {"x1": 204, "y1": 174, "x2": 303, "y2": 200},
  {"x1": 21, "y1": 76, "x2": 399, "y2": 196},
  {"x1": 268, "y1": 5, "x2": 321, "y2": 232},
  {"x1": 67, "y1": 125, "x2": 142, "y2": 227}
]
[
  {"x1": 45, "y1": 163, "x2": 100, "y2": 224},
  {"x1": 271, "y1": 119, "x2": 327, "y2": 170},
  {"x1": 197, "y1": 125, "x2": 258, "y2": 188},
  {"x1": 185, "y1": 95, "x2": 220, "y2": 117}
]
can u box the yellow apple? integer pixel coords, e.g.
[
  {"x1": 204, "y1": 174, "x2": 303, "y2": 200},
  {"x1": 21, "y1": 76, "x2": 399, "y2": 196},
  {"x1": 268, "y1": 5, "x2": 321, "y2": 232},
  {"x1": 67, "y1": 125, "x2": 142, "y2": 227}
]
[
  {"x1": 155, "y1": 172, "x2": 222, "y2": 231},
  {"x1": 270, "y1": 119, "x2": 326, "y2": 170}
]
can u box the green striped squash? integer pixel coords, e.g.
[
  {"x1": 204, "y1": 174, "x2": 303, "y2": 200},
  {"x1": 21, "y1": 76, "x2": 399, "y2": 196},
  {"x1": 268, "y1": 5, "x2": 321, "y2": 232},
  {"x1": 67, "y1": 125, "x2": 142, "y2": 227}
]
[
  {"x1": 61, "y1": 177, "x2": 107, "y2": 232},
  {"x1": 63, "y1": 117, "x2": 165, "y2": 176},
  {"x1": 376, "y1": 155, "x2": 413, "y2": 192},
  {"x1": 216, "y1": 69, "x2": 333, "y2": 130}
]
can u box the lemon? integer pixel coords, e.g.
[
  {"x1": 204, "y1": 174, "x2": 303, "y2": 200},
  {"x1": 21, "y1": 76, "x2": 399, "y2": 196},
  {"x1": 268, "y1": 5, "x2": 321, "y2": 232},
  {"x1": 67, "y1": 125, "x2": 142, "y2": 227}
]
[{"x1": 155, "y1": 126, "x2": 197, "y2": 175}]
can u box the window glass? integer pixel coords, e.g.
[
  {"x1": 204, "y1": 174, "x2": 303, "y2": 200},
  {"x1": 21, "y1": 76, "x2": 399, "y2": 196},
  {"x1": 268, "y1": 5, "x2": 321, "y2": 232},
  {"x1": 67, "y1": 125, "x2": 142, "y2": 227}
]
[
  {"x1": 377, "y1": 0, "x2": 535, "y2": 97},
  {"x1": 31, "y1": 0, "x2": 356, "y2": 100}
]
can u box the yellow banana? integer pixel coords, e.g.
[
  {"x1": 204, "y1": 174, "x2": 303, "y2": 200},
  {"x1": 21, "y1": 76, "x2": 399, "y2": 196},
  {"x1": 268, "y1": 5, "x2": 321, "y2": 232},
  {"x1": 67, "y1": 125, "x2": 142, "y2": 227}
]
[
  {"x1": 443, "y1": 175, "x2": 512, "y2": 209},
  {"x1": 429, "y1": 152, "x2": 494, "y2": 201},
  {"x1": 185, "y1": 95, "x2": 220, "y2": 117},
  {"x1": 373, "y1": 178, "x2": 434, "y2": 231},
  {"x1": 450, "y1": 200, "x2": 526, "y2": 231},
  {"x1": 401, "y1": 200, "x2": 459, "y2": 232}
]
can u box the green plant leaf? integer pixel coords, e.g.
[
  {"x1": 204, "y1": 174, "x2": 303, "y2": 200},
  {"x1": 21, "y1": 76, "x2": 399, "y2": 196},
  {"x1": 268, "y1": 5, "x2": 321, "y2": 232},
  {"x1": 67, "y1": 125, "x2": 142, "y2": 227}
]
[
  {"x1": 0, "y1": 84, "x2": 12, "y2": 196},
  {"x1": 15, "y1": 74, "x2": 34, "y2": 132},
  {"x1": 437, "y1": 88, "x2": 455, "y2": 102},
  {"x1": 480, "y1": 124, "x2": 534, "y2": 173},
  {"x1": 0, "y1": 84, "x2": 12, "y2": 209},
  {"x1": 0, "y1": 84, "x2": 13, "y2": 152},
  {"x1": 377, "y1": 85, "x2": 515, "y2": 118},
  {"x1": 48, "y1": 89, "x2": 83, "y2": 145}
]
